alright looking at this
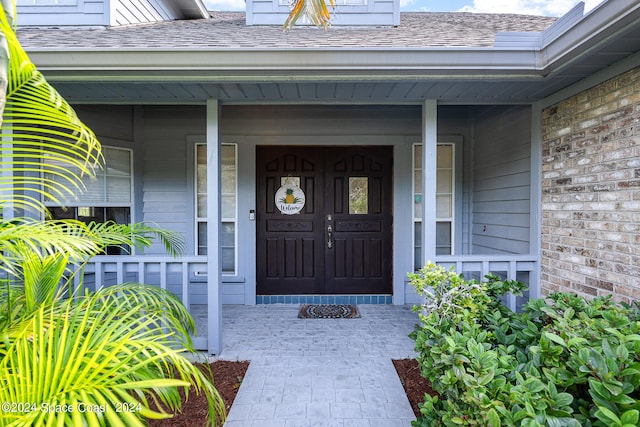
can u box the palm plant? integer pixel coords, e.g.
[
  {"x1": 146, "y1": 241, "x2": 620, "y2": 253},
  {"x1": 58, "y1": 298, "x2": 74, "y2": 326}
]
[
  {"x1": 284, "y1": 0, "x2": 336, "y2": 29},
  {"x1": 0, "y1": 2, "x2": 226, "y2": 426}
]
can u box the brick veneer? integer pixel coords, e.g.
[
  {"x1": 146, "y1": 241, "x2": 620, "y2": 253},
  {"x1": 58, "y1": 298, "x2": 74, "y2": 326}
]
[{"x1": 541, "y1": 66, "x2": 640, "y2": 303}]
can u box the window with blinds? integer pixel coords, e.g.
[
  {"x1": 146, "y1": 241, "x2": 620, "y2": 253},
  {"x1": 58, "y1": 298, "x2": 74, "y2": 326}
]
[
  {"x1": 44, "y1": 146, "x2": 132, "y2": 206},
  {"x1": 44, "y1": 146, "x2": 133, "y2": 254}
]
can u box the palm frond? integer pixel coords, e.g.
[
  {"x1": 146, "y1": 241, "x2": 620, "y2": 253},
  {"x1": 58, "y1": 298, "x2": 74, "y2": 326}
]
[
  {"x1": 284, "y1": 0, "x2": 335, "y2": 29},
  {"x1": 0, "y1": 219, "x2": 185, "y2": 279},
  {"x1": 21, "y1": 250, "x2": 69, "y2": 312},
  {"x1": 0, "y1": 285, "x2": 226, "y2": 427},
  {"x1": 86, "y1": 221, "x2": 186, "y2": 258},
  {"x1": 0, "y1": 4, "x2": 102, "y2": 213},
  {"x1": 0, "y1": 218, "x2": 99, "y2": 276},
  {"x1": 92, "y1": 283, "x2": 197, "y2": 343}
]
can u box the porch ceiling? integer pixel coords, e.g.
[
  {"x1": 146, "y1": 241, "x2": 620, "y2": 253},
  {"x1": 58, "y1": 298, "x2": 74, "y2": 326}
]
[
  {"x1": 34, "y1": 43, "x2": 640, "y2": 105},
  {"x1": 20, "y1": 76, "x2": 607, "y2": 105},
  {"x1": 18, "y1": 2, "x2": 640, "y2": 105}
]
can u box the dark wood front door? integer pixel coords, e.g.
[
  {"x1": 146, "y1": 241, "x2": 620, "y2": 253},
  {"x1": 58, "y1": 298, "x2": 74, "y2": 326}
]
[{"x1": 257, "y1": 146, "x2": 393, "y2": 295}]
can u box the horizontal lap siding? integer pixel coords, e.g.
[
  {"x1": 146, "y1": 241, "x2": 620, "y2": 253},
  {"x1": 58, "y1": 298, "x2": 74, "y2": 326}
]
[
  {"x1": 142, "y1": 106, "x2": 206, "y2": 254},
  {"x1": 472, "y1": 106, "x2": 531, "y2": 254},
  {"x1": 18, "y1": 0, "x2": 177, "y2": 26},
  {"x1": 222, "y1": 105, "x2": 421, "y2": 136},
  {"x1": 17, "y1": 0, "x2": 107, "y2": 27}
]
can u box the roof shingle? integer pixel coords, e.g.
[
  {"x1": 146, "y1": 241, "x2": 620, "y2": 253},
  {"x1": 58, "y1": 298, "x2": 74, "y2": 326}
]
[{"x1": 17, "y1": 11, "x2": 557, "y2": 50}]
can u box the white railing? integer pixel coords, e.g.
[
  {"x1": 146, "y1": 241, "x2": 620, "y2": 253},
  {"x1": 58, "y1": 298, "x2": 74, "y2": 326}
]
[
  {"x1": 433, "y1": 254, "x2": 539, "y2": 311},
  {"x1": 76, "y1": 255, "x2": 209, "y2": 349},
  {"x1": 77, "y1": 255, "x2": 207, "y2": 308}
]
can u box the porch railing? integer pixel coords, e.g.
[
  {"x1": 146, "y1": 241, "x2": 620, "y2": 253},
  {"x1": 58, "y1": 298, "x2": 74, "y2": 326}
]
[
  {"x1": 433, "y1": 254, "x2": 539, "y2": 311},
  {"x1": 76, "y1": 255, "x2": 208, "y2": 309},
  {"x1": 75, "y1": 255, "x2": 209, "y2": 349}
]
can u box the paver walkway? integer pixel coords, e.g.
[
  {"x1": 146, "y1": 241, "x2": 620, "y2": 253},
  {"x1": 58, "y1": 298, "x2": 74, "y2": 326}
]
[{"x1": 215, "y1": 304, "x2": 419, "y2": 427}]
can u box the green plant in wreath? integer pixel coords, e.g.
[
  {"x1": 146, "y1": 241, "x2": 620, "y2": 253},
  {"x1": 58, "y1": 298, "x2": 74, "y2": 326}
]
[
  {"x1": 409, "y1": 262, "x2": 640, "y2": 427},
  {"x1": 280, "y1": 187, "x2": 300, "y2": 204}
]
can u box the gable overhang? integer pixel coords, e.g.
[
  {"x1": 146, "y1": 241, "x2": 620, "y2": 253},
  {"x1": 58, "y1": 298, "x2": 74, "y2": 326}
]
[
  {"x1": 22, "y1": 0, "x2": 640, "y2": 104},
  {"x1": 172, "y1": 0, "x2": 209, "y2": 20}
]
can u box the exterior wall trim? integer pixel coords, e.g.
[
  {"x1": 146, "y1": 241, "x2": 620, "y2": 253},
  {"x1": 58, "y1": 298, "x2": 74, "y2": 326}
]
[
  {"x1": 206, "y1": 99, "x2": 222, "y2": 356},
  {"x1": 420, "y1": 100, "x2": 437, "y2": 267},
  {"x1": 529, "y1": 103, "x2": 542, "y2": 300},
  {"x1": 540, "y1": 50, "x2": 640, "y2": 109}
]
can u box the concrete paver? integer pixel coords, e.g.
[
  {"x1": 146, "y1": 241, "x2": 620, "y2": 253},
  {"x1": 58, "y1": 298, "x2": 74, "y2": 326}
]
[{"x1": 213, "y1": 304, "x2": 418, "y2": 427}]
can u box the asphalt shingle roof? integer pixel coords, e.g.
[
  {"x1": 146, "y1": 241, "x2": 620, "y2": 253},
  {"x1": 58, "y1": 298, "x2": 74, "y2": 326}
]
[{"x1": 17, "y1": 11, "x2": 557, "y2": 49}]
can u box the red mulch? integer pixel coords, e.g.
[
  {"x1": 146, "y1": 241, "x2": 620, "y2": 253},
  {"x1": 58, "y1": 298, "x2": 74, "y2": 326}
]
[
  {"x1": 147, "y1": 358, "x2": 433, "y2": 426},
  {"x1": 148, "y1": 360, "x2": 249, "y2": 427},
  {"x1": 393, "y1": 358, "x2": 437, "y2": 417}
]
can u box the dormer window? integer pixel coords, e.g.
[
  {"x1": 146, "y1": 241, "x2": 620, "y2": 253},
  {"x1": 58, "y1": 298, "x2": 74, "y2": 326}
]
[
  {"x1": 251, "y1": 0, "x2": 397, "y2": 26},
  {"x1": 279, "y1": 0, "x2": 367, "y2": 5},
  {"x1": 334, "y1": 0, "x2": 367, "y2": 5},
  {"x1": 17, "y1": 0, "x2": 76, "y2": 5}
]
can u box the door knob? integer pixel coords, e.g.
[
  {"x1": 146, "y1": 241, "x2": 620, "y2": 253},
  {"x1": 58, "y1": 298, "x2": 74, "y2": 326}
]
[{"x1": 327, "y1": 225, "x2": 333, "y2": 249}]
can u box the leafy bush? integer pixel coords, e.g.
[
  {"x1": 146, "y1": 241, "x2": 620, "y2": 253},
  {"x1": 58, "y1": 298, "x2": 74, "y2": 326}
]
[{"x1": 409, "y1": 262, "x2": 640, "y2": 427}]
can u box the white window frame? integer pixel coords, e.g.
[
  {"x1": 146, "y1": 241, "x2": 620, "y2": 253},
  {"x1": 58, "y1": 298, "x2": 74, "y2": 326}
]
[
  {"x1": 278, "y1": 0, "x2": 367, "y2": 5},
  {"x1": 43, "y1": 145, "x2": 134, "y2": 254},
  {"x1": 17, "y1": 0, "x2": 77, "y2": 5},
  {"x1": 43, "y1": 145, "x2": 133, "y2": 210}
]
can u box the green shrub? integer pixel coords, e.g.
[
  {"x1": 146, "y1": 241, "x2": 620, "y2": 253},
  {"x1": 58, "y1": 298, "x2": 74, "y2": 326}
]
[{"x1": 409, "y1": 262, "x2": 640, "y2": 427}]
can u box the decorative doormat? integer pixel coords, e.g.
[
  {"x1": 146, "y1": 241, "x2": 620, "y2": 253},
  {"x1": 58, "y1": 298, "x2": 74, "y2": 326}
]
[{"x1": 298, "y1": 304, "x2": 361, "y2": 319}]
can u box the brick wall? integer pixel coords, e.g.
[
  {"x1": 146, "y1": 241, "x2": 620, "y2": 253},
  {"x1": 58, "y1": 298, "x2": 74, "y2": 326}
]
[{"x1": 541, "y1": 66, "x2": 640, "y2": 303}]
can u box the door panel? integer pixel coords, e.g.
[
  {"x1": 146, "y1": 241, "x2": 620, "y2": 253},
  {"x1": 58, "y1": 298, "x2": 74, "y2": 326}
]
[
  {"x1": 257, "y1": 146, "x2": 392, "y2": 295},
  {"x1": 324, "y1": 147, "x2": 392, "y2": 294},
  {"x1": 257, "y1": 147, "x2": 324, "y2": 295}
]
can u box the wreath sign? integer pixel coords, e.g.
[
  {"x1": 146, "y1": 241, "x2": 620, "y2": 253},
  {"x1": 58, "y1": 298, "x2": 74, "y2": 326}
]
[{"x1": 275, "y1": 183, "x2": 305, "y2": 215}]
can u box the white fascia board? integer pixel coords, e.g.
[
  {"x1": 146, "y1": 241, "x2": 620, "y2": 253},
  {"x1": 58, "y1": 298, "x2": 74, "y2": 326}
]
[
  {"x1": 170, "y1": 0, "x2": 209, "y2": 18},
  {"x1": 540, "y1": 0, "x2": 640, "y2": 74},
  {"x1": 27, "y1": 47, "x2": 545, "y2": 82}
]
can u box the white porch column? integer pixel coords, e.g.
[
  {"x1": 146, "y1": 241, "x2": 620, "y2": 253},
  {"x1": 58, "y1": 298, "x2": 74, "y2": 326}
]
[
  {"x1": 206, "y1": 99, "x2": 222, "y2": 355},
  {"x1": 421, "y1": 100, "x2": 438, "y2": 266}
]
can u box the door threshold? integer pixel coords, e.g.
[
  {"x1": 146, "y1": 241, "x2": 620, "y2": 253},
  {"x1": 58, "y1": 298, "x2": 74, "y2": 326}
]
[{"x1": 256, "y1": 294, "x2": 393, "y2": 305}]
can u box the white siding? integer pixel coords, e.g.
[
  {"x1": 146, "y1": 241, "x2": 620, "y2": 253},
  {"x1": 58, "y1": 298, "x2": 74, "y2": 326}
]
[
  {"x1": 114, "y1": 0, "x2": 179, "y2": 25},
  {"x1": 17, "y1": 0, "x2": 109, "y2": 26},
  {"x1": 471, "y1": 106, "x2": 531, "y2": 254},
  {"x1": 18, "y1": 0, "x2": 182, "y2": 26}
]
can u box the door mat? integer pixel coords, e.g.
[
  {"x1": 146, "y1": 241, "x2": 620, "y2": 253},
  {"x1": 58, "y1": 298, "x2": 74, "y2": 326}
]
[{"x1": 298, "y1": 304, "x2": 361, "y2": 319}]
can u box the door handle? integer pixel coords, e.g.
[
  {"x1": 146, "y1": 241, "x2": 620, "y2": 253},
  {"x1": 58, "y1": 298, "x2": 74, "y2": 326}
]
[{"x1": 327, "y1": 225, "x2": 333, "y2": 249}]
